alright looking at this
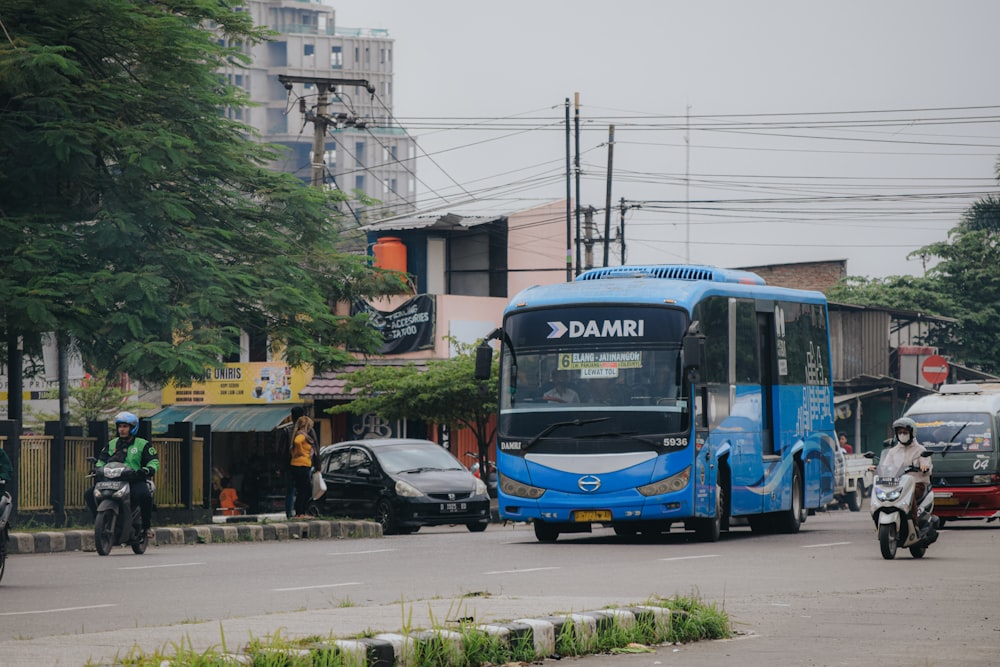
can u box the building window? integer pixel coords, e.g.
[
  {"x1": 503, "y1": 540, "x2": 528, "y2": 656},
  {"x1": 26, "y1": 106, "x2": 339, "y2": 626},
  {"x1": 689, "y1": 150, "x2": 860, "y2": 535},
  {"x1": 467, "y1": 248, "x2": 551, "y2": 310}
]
[
  {"x1": 304, "y1": 44, "x2": 315, "y2": 56},
  {"x1": 355, "y1": 141, "x2": 365, "y2": 167},
  {"x1": 331, "y1": 46, "x2": 342, "y2": 69},
  {"x1": 380, "y1": 48, "x2": 387, "y2": 64},
  {"x1": 355, "y1": 175, "x2": 365, "y2": 192}
]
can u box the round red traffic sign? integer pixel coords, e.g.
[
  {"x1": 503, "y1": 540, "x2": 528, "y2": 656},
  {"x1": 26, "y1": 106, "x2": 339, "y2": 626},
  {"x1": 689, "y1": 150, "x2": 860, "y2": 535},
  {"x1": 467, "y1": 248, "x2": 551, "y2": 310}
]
[{"x1": 921, "y1": 354, "x2": 949, "y2": 385}]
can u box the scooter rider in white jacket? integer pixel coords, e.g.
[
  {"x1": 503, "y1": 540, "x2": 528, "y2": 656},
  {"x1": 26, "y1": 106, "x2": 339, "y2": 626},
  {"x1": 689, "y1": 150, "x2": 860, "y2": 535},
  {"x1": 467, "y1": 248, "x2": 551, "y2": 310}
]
[{"x1": 885, "y1": 417, "x2": 932, "y2": 523}]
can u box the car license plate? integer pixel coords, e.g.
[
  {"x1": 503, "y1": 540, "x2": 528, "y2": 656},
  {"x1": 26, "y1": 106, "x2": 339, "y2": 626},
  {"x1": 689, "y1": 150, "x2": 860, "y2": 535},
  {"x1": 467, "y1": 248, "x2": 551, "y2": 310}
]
[
  {"x1": 574, "y1": 510, "x2": 611, "y2": 522},
  {"x1": 935, "y1": 497, "x2": 959, "y2": 506},
  {"x1": 440, "y1": 502, "x2": 467, "y2": 513},
  {"x1": 95, "y1": 481, "x2": 119, "y2": 490}
]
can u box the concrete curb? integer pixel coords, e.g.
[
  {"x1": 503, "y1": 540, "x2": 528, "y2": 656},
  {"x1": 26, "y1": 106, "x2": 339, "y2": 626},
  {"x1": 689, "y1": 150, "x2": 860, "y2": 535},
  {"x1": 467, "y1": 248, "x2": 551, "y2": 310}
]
[
  {"x1": 6, "y1": 519, "x2": 381, "y2": 554},
  {"x1": 224, "y1": 606, "x2": 673, "y2": 665}
]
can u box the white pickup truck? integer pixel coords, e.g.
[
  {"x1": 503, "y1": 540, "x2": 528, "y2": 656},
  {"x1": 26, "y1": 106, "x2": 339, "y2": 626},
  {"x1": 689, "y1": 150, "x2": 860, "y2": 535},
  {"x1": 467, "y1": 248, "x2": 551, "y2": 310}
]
[{"x1": 831, "y1": 446, "x2": 874, "y2": 511}]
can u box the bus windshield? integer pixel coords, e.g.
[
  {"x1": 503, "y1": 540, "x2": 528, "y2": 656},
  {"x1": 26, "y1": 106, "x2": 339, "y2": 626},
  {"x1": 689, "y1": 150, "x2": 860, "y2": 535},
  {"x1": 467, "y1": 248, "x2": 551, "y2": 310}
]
[{"x1": 498, "y1": 306, "x2": 689, "y2": 444}]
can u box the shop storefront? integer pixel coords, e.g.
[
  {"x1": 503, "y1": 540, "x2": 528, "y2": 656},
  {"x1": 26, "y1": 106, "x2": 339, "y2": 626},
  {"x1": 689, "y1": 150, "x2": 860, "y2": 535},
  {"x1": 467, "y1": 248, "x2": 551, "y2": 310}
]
[{"x1": 151, "y1": 362, "x2": 313, "y2": 513}]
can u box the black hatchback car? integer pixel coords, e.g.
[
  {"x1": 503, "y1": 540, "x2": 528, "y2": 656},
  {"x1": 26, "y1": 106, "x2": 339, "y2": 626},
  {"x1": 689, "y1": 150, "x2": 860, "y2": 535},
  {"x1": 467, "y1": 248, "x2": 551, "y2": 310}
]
[{"x1": 313, "y1": 438, "x2": 490, "y2": 534}]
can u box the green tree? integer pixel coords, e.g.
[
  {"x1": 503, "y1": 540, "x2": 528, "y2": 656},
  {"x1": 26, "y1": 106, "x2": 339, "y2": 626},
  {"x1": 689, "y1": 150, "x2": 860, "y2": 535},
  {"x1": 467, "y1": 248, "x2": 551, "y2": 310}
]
[
  {"x1": 915, "y1": 193, "x2": 1000, "y2": 373},
  {"x1": 328, "y1": 342, "x2": 500, "y2": 474},
  {"x1": 0, "y1": 0, "x2": 402, "y2": 391},
  {"x1": 827, "y1": 168, "x2": 1000, "y2": 373}
]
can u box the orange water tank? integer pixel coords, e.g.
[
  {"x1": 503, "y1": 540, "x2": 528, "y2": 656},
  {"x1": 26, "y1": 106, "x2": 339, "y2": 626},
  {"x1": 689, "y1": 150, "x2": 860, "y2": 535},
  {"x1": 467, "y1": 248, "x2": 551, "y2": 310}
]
[{"x1": 372, "y1": 236, "x2": 407, "y2": 272}]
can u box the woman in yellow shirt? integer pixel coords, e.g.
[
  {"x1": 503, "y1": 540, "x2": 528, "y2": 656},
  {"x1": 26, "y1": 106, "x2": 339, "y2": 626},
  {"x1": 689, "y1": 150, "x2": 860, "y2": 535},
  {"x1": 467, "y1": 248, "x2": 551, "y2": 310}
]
[{"x1": 290, "y1": 415, "x2": 317, "y2": 517}]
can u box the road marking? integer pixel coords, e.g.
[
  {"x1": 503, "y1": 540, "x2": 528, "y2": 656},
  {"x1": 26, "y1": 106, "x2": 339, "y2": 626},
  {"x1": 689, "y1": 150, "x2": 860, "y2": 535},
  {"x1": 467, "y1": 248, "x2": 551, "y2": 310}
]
[
  {"x1": 273, "y1": 582, "x2": 363, "y2": 592},
  {"x1": 801, "y1": 542, "x2": 851, "y2": 548},
  {"x1": 483, "y1": 566, "x2": 561, "y2": 575},
  {"x1": 326, "y1": 548, "x2": 397, "y2": 556},
  {"x1": 659, "y1": 554, "x2": 721, "y2": 562},
  {"x1": 118, "y1": 562, "x2": 206, "y2": 570},
  {"x1": 0, "y1": 604, "x2": 117, "y2": 617}
]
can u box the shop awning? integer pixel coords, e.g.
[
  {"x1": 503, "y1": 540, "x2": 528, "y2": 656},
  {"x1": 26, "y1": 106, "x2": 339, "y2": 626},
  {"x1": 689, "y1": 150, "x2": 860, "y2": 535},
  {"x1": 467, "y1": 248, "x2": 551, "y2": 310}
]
[
  {"x1": 150, "y1": 404, "x2": 298, "y2": 434},
  {"x1": 834, "y1": 388, "x2": 893, "y2": 404}
]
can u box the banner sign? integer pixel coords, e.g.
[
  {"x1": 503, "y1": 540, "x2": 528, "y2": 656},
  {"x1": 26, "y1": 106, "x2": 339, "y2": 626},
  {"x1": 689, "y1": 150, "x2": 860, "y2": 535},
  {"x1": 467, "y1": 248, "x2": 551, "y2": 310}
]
[
  {"x1": 162, "y1": 362, "x2": 313, "y2": 405},
  {"x1": 352, "y1": 295, "x2": 436, "y2": 354}
]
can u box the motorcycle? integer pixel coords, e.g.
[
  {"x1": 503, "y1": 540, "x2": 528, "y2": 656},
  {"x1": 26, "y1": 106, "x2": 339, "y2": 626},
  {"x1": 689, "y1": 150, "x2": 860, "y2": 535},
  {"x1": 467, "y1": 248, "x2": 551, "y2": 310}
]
[
  {"x1": 0, "y1": 484, "x2": 12, "y2": 582},
  {"x1": 870, "y1": 448, "x2": 938, "y2": 559},
  {"x1": 90, "y1": 461, "x2": 149, "y2": 556}
]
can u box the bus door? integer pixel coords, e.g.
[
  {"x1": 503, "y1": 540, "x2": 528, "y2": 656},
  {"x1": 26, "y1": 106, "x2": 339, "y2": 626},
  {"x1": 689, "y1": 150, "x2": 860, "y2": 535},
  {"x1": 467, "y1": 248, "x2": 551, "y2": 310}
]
[
  {"x1": 729, "y1": 299, "x2": 769, "y2": 515},
  {"x1": 756, "y1": 306, "x2": 776, "y2": 457}
]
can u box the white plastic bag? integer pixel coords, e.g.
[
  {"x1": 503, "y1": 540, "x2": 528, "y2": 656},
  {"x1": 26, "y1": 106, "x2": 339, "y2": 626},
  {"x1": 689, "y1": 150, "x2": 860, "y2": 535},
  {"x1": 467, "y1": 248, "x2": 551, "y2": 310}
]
[{"x1": 311, "y1": 470, "x2": 327, "y2": 500}]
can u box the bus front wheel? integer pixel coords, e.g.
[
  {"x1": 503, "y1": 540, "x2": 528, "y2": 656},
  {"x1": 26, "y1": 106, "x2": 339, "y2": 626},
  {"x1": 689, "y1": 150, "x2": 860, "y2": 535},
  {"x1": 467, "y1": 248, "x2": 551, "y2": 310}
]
[
  {"x1": 694, "y1": 485, "x2": 723, "y2": 542},
  {"x1": 533, "y1": 521, "x2": 559, "y2": 543}
]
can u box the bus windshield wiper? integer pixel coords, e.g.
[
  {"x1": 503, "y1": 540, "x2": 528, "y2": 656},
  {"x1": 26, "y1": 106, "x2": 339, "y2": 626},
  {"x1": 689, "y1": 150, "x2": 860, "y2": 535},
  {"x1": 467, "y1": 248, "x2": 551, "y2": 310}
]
[{"x1": 524, "y1": 418, "x2": 609, "y2": 450}]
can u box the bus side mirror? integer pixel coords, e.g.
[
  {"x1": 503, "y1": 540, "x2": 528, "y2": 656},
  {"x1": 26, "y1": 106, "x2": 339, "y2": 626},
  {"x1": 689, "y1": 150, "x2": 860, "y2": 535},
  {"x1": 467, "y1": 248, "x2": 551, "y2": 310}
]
[
  {"x1": 682, "y1": 322, "x2": 704, "y2": 383},
  {"x1": 475, "y1": 343, "x2": 493, "y2": 380}
]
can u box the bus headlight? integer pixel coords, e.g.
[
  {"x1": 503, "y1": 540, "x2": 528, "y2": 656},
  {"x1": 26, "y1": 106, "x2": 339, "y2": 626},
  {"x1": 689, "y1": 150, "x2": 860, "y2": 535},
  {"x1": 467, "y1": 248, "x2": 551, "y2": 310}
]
[
  {"x1": 499, "y1": 473, "x2": 545, "y2": 499},
  {"x1": 637, "y1": 467, "x2": 691, "y2": 497}
]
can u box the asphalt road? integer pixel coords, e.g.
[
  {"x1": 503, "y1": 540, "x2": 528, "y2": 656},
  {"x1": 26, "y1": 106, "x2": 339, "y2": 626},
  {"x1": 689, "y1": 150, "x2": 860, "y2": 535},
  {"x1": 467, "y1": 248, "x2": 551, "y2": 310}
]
[{"x1": 2, "y1": 509, "x2": 1000, "y2": 665}]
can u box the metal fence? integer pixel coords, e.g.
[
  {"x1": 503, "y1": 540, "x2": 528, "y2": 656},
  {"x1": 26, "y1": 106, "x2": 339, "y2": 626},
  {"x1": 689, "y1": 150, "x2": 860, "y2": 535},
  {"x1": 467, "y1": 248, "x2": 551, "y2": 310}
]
[{"x1": 2, "y1": 435, "x2": 203, "y2": 511}]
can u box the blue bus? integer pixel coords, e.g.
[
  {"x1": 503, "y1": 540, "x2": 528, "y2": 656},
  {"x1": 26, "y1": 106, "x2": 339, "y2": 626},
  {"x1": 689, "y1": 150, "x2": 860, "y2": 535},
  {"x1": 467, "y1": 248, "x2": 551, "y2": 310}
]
[{"x1": 476, "y1": 264, "x2": 837, "y2": 542}]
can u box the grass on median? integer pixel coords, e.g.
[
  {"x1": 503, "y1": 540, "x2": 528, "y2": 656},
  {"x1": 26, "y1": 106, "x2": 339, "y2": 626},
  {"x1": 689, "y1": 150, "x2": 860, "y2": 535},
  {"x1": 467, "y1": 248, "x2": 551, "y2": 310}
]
[{"x1": 100, "y1": 594, "x2": 730, "y2": 666}]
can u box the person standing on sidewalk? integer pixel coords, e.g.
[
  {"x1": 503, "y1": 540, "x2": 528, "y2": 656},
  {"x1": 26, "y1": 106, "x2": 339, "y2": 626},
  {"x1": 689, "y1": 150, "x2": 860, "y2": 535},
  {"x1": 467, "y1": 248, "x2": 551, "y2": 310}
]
[
  {"x1": 289, "y1": 415, "x2": 317, "y2": 518},
  {"x1": 276, "y1": 407, "x2": 318, "y2": 518}
]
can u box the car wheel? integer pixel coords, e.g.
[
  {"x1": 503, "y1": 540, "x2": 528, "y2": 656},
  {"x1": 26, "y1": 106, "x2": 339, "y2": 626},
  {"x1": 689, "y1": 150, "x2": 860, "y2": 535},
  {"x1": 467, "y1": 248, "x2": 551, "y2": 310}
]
[
  {"x1": 376, "y1": 499, "x2": 397, "y2": 535},
  {"x1": 466, "y1": 521, "x2": 488, "y2": 533}
]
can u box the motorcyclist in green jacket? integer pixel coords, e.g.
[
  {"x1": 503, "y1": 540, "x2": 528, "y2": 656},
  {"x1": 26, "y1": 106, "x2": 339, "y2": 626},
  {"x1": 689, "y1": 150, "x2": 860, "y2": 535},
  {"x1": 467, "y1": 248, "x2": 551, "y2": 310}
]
[{"x1": 85, "y1": 412, "x2": 159, "y2": 537}]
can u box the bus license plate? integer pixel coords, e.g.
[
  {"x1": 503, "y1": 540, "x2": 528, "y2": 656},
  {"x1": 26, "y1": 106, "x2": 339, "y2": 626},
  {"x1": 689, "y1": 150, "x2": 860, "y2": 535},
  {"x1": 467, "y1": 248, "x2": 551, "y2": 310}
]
[
  {"x1": 440, "y1": 502, "x2": 467, "y2": 513},
  {"x1": 574, "y1": 510, "x2": 611, "y2": 522}
]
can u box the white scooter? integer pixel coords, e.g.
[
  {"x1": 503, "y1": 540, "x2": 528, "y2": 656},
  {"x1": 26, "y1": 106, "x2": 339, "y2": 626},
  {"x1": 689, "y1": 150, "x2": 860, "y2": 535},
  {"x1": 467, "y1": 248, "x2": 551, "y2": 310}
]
[{"x1": 870, "y1": 448, "x2": 938, "y2": 559}]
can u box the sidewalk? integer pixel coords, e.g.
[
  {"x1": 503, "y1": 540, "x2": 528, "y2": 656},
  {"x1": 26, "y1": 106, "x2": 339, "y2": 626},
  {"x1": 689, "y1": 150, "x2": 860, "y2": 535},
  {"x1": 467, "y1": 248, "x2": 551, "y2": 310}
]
[
  {"x1": 6, "y1": 516, "x2": 381, "y2": 554},
  {"x1": 7, "y1": 496, "x2": 499, "y2": 554}
]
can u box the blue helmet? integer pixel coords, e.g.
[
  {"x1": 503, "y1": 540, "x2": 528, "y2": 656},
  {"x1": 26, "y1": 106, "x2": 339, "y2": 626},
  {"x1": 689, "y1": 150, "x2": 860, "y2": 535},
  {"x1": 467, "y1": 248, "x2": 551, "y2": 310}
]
[{"x1": 114, "y1": 411, "x2": 140, "y2": 436}]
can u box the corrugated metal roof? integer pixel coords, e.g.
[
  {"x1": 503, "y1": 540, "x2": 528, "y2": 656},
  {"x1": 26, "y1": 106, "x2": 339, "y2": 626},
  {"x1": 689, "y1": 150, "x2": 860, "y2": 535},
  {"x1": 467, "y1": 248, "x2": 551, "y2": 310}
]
[
  {"x1": 151, "y1": 404, "x2": 297, "y2": 434},
  {"x1": 359, "y1": 213, "x2": 504, "y2": 233}
]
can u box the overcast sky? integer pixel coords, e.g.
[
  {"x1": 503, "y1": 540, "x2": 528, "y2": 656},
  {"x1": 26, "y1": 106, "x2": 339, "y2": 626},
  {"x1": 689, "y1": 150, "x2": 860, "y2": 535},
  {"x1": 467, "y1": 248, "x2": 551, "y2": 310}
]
[{"x1": 329, "y1": 0, "x2": 1000, "y2": 279}]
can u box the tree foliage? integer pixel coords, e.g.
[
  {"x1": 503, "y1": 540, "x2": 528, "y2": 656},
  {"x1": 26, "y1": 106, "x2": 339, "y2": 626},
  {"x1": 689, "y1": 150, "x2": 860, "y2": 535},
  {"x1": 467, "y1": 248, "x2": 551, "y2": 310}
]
[
  {"x1": 827, "y1": 169, "x2": 1000, "y2": 373},
  {"x1": 328, "y1": 341, "x2": 500, "y2": 468},
  {"x1": 0, "y1": 0, "x2": 402, "y2": 386}
]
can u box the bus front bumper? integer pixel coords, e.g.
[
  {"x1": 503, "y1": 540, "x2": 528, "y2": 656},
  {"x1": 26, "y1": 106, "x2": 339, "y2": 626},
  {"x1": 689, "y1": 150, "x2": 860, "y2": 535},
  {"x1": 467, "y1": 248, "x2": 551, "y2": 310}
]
[{"x1": 497, "y1": 488, "x2": 694, "y2": 524}]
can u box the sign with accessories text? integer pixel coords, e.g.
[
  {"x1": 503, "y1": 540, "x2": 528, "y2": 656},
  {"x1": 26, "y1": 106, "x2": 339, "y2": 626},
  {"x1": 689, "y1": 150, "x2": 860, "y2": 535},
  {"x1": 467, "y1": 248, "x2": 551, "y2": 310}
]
[{"x1": 352, "y1": 295, "x2": 436, "y2": 354}]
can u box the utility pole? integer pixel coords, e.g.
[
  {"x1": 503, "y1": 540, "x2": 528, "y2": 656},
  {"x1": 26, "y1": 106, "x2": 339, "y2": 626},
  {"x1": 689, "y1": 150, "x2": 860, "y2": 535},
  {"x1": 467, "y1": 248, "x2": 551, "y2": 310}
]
[
  {"x1": 603, "y1": 125, "x2": 615, "y2": 267},
  {"x1": 564, "y1": 98, "x2": 572, "y2": 282},
  {"x1": 574, "y1": 92, "x2": 581, "y2": 276},
  {"x1": 277, "y1": 75, "x2": 375, "y2": 190},
  {"x1": 619, "y1": 197, "x2": 627, "y2": 265},
  {"x1": 583, "y1": 206, "x2": 596, "y2": 271}
]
